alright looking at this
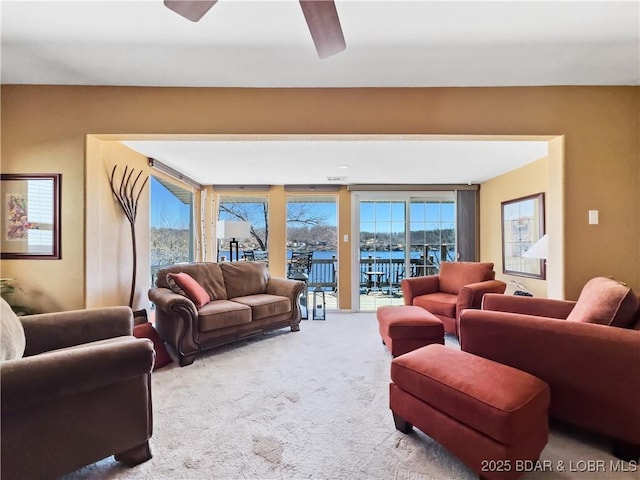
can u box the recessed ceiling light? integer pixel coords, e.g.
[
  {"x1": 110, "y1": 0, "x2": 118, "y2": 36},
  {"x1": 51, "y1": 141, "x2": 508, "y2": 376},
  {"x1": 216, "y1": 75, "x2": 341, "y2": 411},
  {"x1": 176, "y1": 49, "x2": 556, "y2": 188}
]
[{"x1": 339, "y1": 164, "x2": 350, "y2": 169}]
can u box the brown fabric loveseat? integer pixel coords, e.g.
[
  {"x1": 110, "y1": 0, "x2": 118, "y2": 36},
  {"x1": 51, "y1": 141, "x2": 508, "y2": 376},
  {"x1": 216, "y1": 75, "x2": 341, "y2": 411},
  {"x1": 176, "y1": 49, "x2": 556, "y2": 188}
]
[
  {"x1": 149, "y1": 261, "x2": 306, "y2": 366},
  {"x1": 459, "y1": 277, "x2": 640, "y2": 461}
]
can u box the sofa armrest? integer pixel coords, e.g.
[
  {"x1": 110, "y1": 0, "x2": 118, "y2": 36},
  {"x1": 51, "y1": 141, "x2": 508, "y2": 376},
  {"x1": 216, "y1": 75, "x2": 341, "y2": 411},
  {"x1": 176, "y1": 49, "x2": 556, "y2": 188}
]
[
  {"x1": 457, "y1": 280, "x2": 507, "y2": 314},
  {"x1": 459, "y1": 309, "x2": 640, "y2": 399},
  {"x1": 459, "y1": 309, "x2": 640, "y2": 442},
  {"x1": 149, "y1": 287, "x2": 200, "y2": 365},
  {"x1": 1, "y1": 337, "x2": 155, "y2": 412},
  {"x1": 267, "y1": 277, "x2": 306, "y2": 324},
  {"x1": 20, "y1": 306, "x2": 134, "y2": 357},
  {"x1": 400, "y1": 275, "x2": 439, "y2": 305},
  {"x1": 148, "y1": 287, "x2": 198, "y2": 317},
  {"x1": 266, "y1": 277, "x2": 305, "y2": 298},
  {"x1": 481, "y1": 293, "x2": 576, "y2": 319}
]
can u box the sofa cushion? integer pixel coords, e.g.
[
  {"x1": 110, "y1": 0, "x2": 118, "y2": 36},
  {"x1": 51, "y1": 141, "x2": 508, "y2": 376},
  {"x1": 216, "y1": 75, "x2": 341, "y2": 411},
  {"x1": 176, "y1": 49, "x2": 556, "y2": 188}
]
[
  {"x1": 133, "y1": 322, "x2": 173, "y2": 370},
  {"x1": 566, "y1": 277, "x2": 639, "y2": 328},
  {"x1": 166, "y1": 272, "x2": 211, "y2": 308},
  {"x1": 198, "y1": 300, "x2": 252, "y2": 331},
  {"x1": 413, "y1": 292, "x2": 457, "y2": 319},
  {"x1": 220, "y1": 261, "x2": 269, "y2": 299},
  {"x1": 438, "y1": 262, "x2": 495, "y2": 295},
  {"x1": 165, "y1": 274, "x2": 186, "y2": 296},
  {"x1": 0, "y1": 298, "x2": 25, "y2": 361},
  {"x1": 157, "y1": 263, "x2": 227, "y2": 300},
  {"x1": 231, "y1": 294, "x2": 291, "y2": 321}
]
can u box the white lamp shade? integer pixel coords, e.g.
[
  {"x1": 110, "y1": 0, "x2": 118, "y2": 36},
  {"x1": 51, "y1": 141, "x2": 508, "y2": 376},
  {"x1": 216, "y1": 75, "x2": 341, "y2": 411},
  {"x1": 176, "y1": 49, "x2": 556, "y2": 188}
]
[
  {"x1": 522, "y1": 234, "x2": 549, "y2": 259},
  {"x1": 217, "y1": 221, "x2": 250, "y2": 239}
]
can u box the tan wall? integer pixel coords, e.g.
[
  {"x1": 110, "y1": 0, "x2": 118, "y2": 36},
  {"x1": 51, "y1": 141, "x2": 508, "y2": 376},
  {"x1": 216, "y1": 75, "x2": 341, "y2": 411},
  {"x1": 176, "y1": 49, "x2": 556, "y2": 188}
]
[
  {"x1": 480, "y1": 156, "x2": 552, "y2": 298},
  {"x1": 1, "y1": 86, "x2": 638, "y2": 310},
  {"x1": 85, "y1": 139, "x2": 151, "y2": 310},
  {"x1": 85, "y1": 138, "x2": 199, "y2": 310},
  {"x1": 337, "y1": 187, "x2": 352, "y2": 309}
]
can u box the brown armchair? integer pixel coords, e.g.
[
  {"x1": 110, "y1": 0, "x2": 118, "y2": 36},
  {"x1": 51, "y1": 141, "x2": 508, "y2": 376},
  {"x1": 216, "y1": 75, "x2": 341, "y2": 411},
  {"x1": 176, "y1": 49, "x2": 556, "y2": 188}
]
[
  {"x1": 459, "y1": 277, "x2": 640, "y2": 461},
  {"x1": 0, "y1": 302, "x2": 155, "y2": 479},
  {"x1": 401, "y1": 261, "x2": 506, "y2": 336}
]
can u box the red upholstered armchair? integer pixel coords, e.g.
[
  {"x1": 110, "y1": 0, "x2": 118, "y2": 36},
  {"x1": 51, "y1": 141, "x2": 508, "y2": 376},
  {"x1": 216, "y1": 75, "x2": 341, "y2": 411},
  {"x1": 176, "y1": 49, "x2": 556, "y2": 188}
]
[
  {"x1": 459, "y1": 277, "x2": 640, "y2": 461},
  {"x1": 400, "y1": 261, "x2": 506, "y2": 336}
]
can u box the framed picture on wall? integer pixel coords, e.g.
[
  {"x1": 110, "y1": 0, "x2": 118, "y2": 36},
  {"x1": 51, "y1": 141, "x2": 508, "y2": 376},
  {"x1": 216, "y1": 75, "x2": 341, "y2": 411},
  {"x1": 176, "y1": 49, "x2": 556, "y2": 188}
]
[
  {"x1": 501, "y1": 192, "x2": 545, "y2": 279},
  {"x1": 1, "y1": 174, "x2": 61, "y2": 259}
]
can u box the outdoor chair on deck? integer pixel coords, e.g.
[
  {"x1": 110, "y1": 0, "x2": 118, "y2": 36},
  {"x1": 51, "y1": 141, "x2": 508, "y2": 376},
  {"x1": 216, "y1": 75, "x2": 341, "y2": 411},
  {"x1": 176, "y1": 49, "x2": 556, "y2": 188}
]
[
  {"x1": 254, "y1": 250, "x2": 268, "y2": 263},
  {"x1": 287, "y1": 251, "x2": 314, "y2": 318}
]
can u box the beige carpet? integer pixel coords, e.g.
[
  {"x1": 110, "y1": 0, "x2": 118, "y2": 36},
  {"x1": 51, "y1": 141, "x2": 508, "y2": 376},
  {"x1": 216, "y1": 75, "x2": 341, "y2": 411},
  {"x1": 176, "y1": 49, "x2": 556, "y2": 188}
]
[{"x1": 64, "y1": 312, "x2": 636, "y2": 480}]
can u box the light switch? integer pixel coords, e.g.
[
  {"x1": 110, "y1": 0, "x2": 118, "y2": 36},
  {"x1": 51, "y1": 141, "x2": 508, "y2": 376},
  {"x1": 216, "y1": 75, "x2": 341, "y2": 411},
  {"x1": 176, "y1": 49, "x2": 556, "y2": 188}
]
[
  {"x1": 343, "y1": 234, "x2": 349, "y2": 242},
  {"x1": 588, "y1": 210, "x2": 599, "y2": 225}
]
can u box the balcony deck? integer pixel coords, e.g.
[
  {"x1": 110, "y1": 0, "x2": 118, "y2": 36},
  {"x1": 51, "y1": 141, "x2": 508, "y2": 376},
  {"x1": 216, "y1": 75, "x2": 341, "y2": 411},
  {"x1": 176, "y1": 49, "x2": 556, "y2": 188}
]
[{"x1": 302, "y1": 289, "x2": 405, "y2": 314}]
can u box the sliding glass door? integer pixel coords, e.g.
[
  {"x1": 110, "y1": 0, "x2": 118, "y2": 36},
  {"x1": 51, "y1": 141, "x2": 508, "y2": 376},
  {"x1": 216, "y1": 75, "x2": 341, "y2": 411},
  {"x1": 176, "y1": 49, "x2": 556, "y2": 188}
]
[
  {"x1": 409, "y1": 197, "x2": 456, "y2": 276},
  {"x1": 358, "y1": 199, "x2": 406, "y2": 310},
  {"x1": 354, "y1": 192, "x2": 455, "y2": 311}
]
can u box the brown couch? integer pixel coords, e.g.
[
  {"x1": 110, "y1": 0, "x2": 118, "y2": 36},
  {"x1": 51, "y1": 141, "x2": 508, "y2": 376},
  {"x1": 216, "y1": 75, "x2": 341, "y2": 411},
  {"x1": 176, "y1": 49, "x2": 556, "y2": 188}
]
[
  {"x1": 459, "y1": 277, "x2": 640, "y2": 460},
  {"x1": 149, "y1": 261, "x2": 306, "y2": 366},
  {"x1": 401, "y1": 261, "x2": 507, "y2": 336},
  {"x1": 0, "y1": 301, "x2": 155, "y2": 479}
]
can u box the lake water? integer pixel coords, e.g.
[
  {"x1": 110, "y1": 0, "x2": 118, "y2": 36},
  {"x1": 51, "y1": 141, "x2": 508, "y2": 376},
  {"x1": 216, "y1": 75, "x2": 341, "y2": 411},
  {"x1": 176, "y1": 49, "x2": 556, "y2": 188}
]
[
  {"x1": 295, "y1": 249, "x2": 452, "y2": 261},
  {"x1": 294, "y1": 249, "x2": 450, "y2": 284}
]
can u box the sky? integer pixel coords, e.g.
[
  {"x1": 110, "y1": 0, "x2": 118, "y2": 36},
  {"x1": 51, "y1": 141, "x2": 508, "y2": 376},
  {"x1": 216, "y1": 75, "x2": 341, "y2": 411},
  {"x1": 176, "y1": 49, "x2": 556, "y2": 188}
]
[{"x1": 150, "y1": 177, "x2": 191, "y2": 229}]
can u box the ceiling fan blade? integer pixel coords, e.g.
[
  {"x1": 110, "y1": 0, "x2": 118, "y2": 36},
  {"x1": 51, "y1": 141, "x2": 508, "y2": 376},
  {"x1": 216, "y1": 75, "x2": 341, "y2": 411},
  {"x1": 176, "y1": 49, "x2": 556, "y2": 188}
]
[
  {"x1": 299, "y1": 0, "x2": 346, "y2": 59},
  {"x1": 164, "y1": 0, "x2": 218, "y2": 22}
]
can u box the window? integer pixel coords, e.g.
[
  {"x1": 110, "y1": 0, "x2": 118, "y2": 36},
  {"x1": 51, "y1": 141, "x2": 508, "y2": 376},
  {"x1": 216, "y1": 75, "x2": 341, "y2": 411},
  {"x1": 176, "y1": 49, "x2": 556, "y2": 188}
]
[
  {"x1": 217, "y1": 195, "x2": 268, "y2": 260},
  {"x1": 150, "y1": 176, "x2": 194, "y2": 281},
  {"x1": 286, "y1": 195, "x2": 337, "y2": 291}
]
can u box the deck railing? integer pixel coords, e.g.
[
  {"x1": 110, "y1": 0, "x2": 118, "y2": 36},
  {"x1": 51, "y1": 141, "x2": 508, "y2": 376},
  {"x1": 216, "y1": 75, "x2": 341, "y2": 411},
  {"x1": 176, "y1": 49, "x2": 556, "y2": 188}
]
[
  {"x1": 307, "y1": 258, "x2": 337, "y2": 290},
  {"x1": 306, "y1": 257, "x2": 441, "y2": 292}
]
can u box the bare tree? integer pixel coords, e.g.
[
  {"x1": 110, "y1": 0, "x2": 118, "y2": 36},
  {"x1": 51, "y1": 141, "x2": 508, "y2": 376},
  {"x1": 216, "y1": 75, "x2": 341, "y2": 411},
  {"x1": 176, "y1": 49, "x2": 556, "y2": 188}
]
[
  {"x1": 219, "y1": 202, "x2": 269, "y2": 250},
  {"x1": 287, "y1": 203, "x2": 327, "y2": 227},
  {"x1": 219, "y1": 201, "x2": 331, "y2": 251}
]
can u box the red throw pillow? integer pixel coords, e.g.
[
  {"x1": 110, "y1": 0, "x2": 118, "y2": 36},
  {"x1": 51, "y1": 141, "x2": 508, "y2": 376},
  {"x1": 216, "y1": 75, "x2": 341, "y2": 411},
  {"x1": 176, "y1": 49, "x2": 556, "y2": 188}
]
[
  {"x1": 166, "y1": 272, "x2": 211, "y2": 308},
  {"x1": 133, "y1": 322, "x2": 173, "y2": 370}
]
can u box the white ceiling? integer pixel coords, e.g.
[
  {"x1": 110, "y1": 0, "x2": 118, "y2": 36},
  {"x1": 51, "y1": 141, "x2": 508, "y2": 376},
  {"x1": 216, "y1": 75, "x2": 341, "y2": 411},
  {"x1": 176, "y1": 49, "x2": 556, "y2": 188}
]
[
  {"x1": 122, "y1": 136, "x2": 549, "y2": 185},
  {"x1": 1, "y1": 1, "x2": 638, "y2": 87},
  {"x1": 2, "y1": 1, "x2": 635, "y2": 185}
]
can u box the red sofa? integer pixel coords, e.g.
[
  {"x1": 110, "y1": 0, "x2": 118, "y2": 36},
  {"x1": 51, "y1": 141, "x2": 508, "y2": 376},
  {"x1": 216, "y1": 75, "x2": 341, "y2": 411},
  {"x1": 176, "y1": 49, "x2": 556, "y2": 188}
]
[
  {"x1": 459, "y1": 277, "x2": 640, "y2": 460},
  {"x1": 401, "y1": 261, "x2": 506, "y2": 336}
]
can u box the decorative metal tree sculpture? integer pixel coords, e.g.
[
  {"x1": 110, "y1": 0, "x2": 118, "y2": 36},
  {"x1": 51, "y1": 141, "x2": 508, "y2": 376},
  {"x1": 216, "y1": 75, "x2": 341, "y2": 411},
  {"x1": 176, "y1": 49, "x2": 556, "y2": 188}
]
[{"x1": 109, "y1": 165, "x2": 149, "y2": 308}]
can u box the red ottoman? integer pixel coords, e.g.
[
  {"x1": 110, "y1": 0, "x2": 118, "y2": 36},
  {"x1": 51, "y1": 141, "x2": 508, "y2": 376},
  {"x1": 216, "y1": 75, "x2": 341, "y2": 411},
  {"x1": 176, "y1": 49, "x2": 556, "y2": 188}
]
[
  {"x1": 377, "y1": 305, "x2": 444, "y2": 357},
  {"x1": 390, "y1": 344, "x2": 550, "y2": 480}
]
